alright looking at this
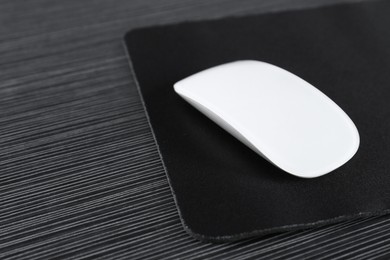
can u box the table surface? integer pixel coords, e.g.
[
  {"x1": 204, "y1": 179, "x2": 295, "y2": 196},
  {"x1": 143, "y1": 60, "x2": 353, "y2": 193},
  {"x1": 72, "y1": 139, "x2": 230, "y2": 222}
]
[{"x1": 1, "y1": 0, "x2": 389, "y2": 259}]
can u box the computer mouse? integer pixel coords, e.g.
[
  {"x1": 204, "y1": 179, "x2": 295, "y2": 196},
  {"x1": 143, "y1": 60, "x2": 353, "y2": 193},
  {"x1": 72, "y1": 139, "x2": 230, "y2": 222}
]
[{"x1": 173, "y1": 60, "x2": 360, "y2": 178}]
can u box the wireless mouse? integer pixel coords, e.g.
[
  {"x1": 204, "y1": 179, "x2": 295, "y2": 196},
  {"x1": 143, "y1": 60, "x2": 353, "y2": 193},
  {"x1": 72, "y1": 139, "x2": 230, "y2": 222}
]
[{"x1": 174, "y1": 60, "x2": 360, "y2": 178}]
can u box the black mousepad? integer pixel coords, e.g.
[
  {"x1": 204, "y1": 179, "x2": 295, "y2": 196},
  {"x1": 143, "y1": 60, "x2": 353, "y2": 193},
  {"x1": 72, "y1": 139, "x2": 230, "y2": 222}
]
[{"x1": 124, "y1": 0, "x2": 390, "y2": 242}]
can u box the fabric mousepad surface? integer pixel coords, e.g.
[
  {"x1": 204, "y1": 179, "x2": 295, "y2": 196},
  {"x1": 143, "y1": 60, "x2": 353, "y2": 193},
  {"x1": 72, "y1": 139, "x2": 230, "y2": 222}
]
[{"x1": 124, "y1": 0, "x2": 390, "y2": 242}]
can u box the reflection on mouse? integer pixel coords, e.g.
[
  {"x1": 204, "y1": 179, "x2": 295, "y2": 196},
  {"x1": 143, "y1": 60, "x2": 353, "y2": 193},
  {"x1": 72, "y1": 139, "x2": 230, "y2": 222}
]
[{"x1": 174, "y1": 60, "x2": 360, "y2": 178}]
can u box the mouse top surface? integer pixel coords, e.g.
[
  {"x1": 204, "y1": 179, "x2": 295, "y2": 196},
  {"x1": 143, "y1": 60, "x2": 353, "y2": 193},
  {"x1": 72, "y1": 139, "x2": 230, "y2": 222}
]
[{"x1": 174, "y1": 60, "x2": 360, "y2": 178}]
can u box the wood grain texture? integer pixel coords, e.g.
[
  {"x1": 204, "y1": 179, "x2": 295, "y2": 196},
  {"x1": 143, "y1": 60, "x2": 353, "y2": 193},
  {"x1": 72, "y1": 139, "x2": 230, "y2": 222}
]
[{"x1": 1, "y1": 0, "x2": 389, "y2": 259}]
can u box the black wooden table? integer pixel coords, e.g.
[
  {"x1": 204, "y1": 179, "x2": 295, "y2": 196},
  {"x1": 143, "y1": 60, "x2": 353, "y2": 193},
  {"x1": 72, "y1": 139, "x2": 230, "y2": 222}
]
[{"x1": 1, "y1": 0, "x2": 389, "y2": 259}]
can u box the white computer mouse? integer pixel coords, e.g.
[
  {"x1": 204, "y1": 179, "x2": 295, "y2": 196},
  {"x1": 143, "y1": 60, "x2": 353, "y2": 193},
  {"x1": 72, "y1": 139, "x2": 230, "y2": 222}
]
[{"x1": 173, "y1": 60, "x2": 360, "y2": 178}]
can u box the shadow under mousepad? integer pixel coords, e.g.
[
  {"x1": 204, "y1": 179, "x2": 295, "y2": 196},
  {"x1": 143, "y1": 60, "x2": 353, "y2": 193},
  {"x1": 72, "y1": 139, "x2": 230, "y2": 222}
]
[{"x1": 124, "y1": 0, "x2": 390, "y2": 242}]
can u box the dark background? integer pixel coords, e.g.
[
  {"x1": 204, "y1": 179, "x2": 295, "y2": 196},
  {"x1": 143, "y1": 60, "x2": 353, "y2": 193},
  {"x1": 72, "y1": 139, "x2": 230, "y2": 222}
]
[{"x1": 1, "y1": 0, "x2": 389, "y2": 259}]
